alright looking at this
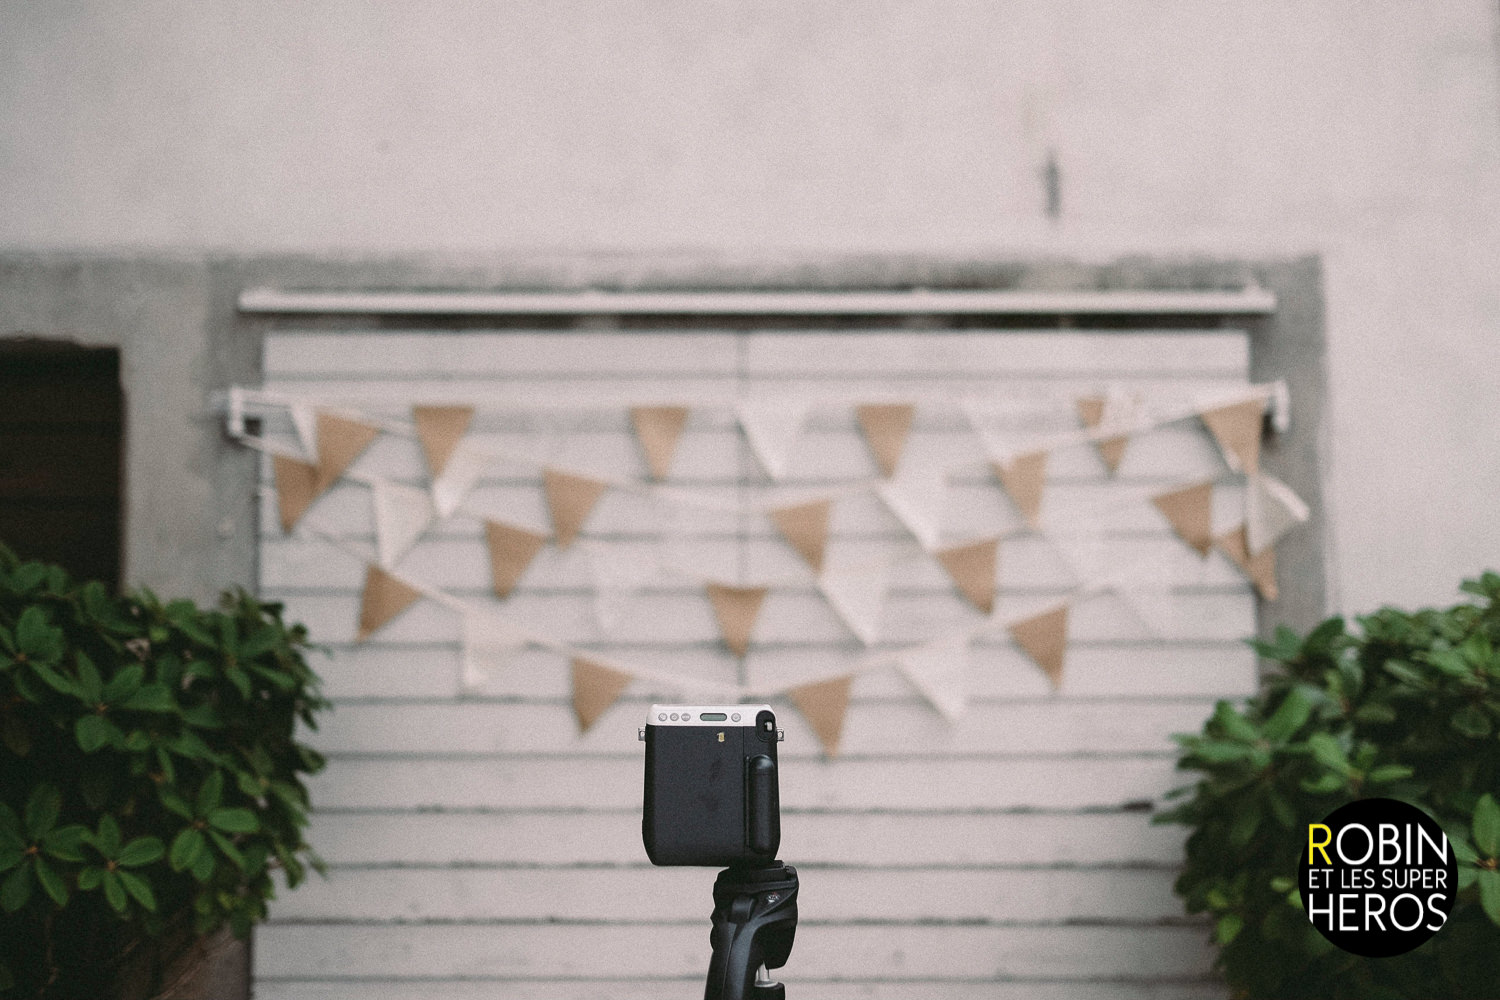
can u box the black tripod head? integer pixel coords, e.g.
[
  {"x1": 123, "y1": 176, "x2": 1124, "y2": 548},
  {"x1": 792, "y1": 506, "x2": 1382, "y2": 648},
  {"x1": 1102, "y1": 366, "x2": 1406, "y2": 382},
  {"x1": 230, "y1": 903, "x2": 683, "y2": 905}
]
[{"x1": 705, "y1": 862, "x2": 799, "y2": 1000}]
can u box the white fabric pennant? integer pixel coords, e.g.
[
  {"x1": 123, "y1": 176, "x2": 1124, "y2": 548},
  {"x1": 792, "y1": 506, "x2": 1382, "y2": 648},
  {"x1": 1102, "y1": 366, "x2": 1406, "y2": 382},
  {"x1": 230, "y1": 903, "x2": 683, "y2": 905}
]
[
  {"x1": 1246, "y1": 472, "x2": 1309, "y2": 555},
  {"x1": 896, "y1": 634, "x2": 970, "y2": 721},
  {"x1": 738, "y1": 399, "x2": 809, "y2": 479},
  {"x1": 818, "y1": 560, "x2": 889, "y2": 645},
  {"x1": 1114, "y1": 559, "x2": 1181, "y2": 639},
  {"x1": 460, "y1": 608, "x2": 531, "y2": 693},
  {"x1": 1047, "y1": 529, "x2": 1107, "y2": 584},
  {"x1": 431, "y1": 440, "x2": 492, "y2": 518},
  {"x1": 371, "y1": 479, "x2": 435, "y2": 568},
  {"x1": 876, "y1": 460, "x2": 947, "y2": 550},
  {"x1": 586, "y1": 542, "x2": 659, "y2": 636},
  {"x1": 289, "y1": 402, "x2": 320, "y2": 462}
]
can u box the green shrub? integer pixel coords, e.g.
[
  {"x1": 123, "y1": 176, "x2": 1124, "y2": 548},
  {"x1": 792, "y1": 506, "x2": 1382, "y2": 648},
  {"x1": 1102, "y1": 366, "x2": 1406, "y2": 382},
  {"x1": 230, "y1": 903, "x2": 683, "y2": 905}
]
[
  {"x1": 0, "y1": 545, "x2": 328, "y2": 998},
  {"x1": 1157, "y1": 572, "x2": 1500, "y2": 999}
]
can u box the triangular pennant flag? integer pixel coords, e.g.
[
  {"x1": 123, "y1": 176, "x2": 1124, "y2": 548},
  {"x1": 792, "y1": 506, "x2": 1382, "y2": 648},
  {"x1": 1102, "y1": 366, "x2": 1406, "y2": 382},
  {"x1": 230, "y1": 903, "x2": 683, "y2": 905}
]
[
  {"x1": 1216, "y1": 524, "x2": 1279, "y2": 601},
  {"x1": 570, "y1": 656, "x2": 632, "y2": 733},
  {"x1": 315, "y1": 411, "x2": 381, "y2": 493},
  {"x1": 934, "y1": 537, "x2": 999, "y2": 614},
  {"x1": 877, "y1": 461, "x2": 947, "y2": 550},
  {"x1": 1076, "y1": 395, "x2": 1131, "y2": 474},
  {"x1": 630, "y1": 406, "x2": 689, "y2": 480},
  {"x1": 413, "y1": 405, "x2": 474, "y2": 479},
  {"x1": 1049, "y1": 530, "x2": 1106, "y2": 585},
  {"x1": 896, "y1": 635, "x2": 970, "y2": 721},
  {"x1": 788, "y1": 674, "x2": 854, "y2": 757},
  {"x1": 770, "y1": 499, "x2": 830, "y2": 573},
  {"x1": 1201, "y1": 397, "x2": 1266, "y2": 474},
  {"x1": 738, "y1": 399, "x2": 808, "y2": 479},
  {"x1": 543, "y1": 468, "x2": 608, "y2": 549},
  {"x1": 1115, "y1": 558, "x2": 1181, "y2": 639},
  {"x1": 484, "y1": 520, "x2": 548, "y2": 599},
  {"x1": 1009, "y1": 604, "x2": 1069, "y2": 690},
  {"x1": 289, "y1": 403, "x2": 319, "y2": 462},
  {"x1": 992, "y1": 451, "x2": 1048, "y2": 529},
  {"x1": 372, "y1": 479, "x2": 435, "y2": 568},
  {"x1": 273, "y1": 454, "x2": 320, "y2": 532},
  {"x1": 1246, "y1": 472, "x2": 1309, "y2": 555},
  {"x1": 431, "y1": 440, "x2": 491, "y2": 518},
  {"x1": 855, "y1": 403, "x2": 915, "y2": 478},
  {"x1": 460, "y1": 608, "x2": 530, "y2": 693},
  {"x1": 1152, "y1": 481, "x2": 1215, "y2": 557},
  {"x1": 355, "y1": 564, "x2": 424, "y2": 642},
  {"x1": 586, "y1": 542, "x2": 658, "y2": 636},
  {"x1": 817, "y1": 561, "x2": 888, "y2": 645},
  {"x1": 705, "y1": 583, "x2": 768, "y2": 658}
]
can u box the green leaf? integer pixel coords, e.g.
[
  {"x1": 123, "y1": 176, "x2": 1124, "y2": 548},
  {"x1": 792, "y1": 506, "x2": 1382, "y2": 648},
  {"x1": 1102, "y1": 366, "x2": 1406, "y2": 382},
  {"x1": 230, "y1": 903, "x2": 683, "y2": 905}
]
[
  {"x1": 118, "y1": 684, "x2": 175, "y2": 713},
  {"x1": 196, "y1": 771, "x2": 224, "y2": 817},
  {"x1": 1300, "y1": 772, "x2": 1346, "y2": 795},
  {"x1": 1307, "y1": 732, "x2": 1352, "y2": 774},
  {"x1": 169, "y1": 828, "x2": 206, "y2": 872},
  {"x1": 1229, "y1": 798, "x2": 1262, "y2": 848},
  {"x1": 40, "y1": 824, "x2": 88, "y2": 863},
  {"x1": 209, "y1": 830, "x2": 247, "y2": 870},
  {"x1": 75, "y1": 713, "x2": 117, "y2": 753},
  {"x1": 23, "y1": 784, "x2": 61, "y2": 839},
  {"x1": 1353, "y1": 702, "x2": 1398, "y2": 724},
  {"x1": 93, "y1": 815, "x2": 122, "y2": 858},
  {"x1": 159, "y1": 789, "x2": 194, "y2": 820},
  {"x1": 208, "y1": 808, "x2": 259, "y2": 834},
  {"x1": 16, "y1": 606, "x2": 62, "y2": 661},
  {"x1": 1190, "y1": 740, "x2": 1256, "y2": 764},
  {"x1": 116, "y1": 869, "x2": 157, "y2": 912},
  {"x1": 102, "y1": 869, "x2": 127, "y2": 913},
  {"x1": 101, "y1": 663, "x2": 144, "y2": 704},
  {"x1": 225, "y1": 665, "x2": 251, "y2": 700},
  {"x1": 33, "y1": 857, "x2": 66, "y2": 907},
  {"x1": 0, "y1": 839, "x2": 23, "y2": 874},
  {"x1": 75, "y1": 651, "x2": 103, "y2": 702},
  {"x1": 1478, "y1": 869, "x2": 1500, "y2": 927},
  {"x1": 28, "y1": 661, "x2": 84, "y2": 699},
  {"x1": 1474, "y1": 793, "x2": 1500, "y2": 857},
  {"x1": 190, "y1": 842, "x2": 217, "y2": 882},
  {"x1": 1215, "y1": 912, "x2": 1244, "y2": 945},
  {"x1": 1, "y1": 862, "x2": 34, "y2": 911},
  {"x1": 118, "y1": 836, "x2": 165, "y2": 868},
  {"x1": 0, "y1": 804, "x2": 20, "y2": 839},
  {"x1": 1366, "y1": 764, "x2": 1415, "y2": 785},
  {"x1": 180, "y1": 702, "x2": 225, "y2": 730},
  {"x1": 1262, "y1": 687, "x2": 1315, "y2": 743},
  {"x1": 76, "y1": 866, "x2": 104, "y2": 891},
  {"x1": 1451, "y1": 704, "x2": 1492, "y2": 738}
]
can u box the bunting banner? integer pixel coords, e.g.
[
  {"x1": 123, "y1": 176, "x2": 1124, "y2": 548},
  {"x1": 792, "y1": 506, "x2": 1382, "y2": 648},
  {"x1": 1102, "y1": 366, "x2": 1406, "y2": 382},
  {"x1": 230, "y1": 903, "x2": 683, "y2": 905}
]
[
  {"x1": 1216, "y1": 524, "x2": 1279, "y2": 601},
  {"x1": 356, "y1": 564, "x2": 424, "y2": 642},
  {"x1": 315, "y1": 411, "x2": 381, "y2": 494},
  {"x1": 993, "y1": 451, "x2": 1047, "y2": 529},
  {"x1": 818, "y1": 560, "x2": 889, "y2": 645},
  {"x1": 895, "y1": 635, "x2": 970, "y2": 720},
  {"x1": 484, "y1": 520, "x2": 548, "y2": 599},
  {"x1": 460, "y1": 607, "x2": 530, "y2": 692},
  {"x1": 1201, "y1": 397, "x2": 1265, "y2": 475},
  {"x1": 877, "y1": 460, "x2": 947, "y2": 550},
  {"x1": 431, "y1": 439, "x2": 492, "y2": 518},
  {"x1": 856, "y1": 403, "x2": 914, "y2": 477},
  {"x1": 789, "y1": 674, "x2": 854, "y2": 757},
  {"x1": 587, "y1": 542, "x2": 658, "y2": 636},
  {"x1": 737, "y1": 398, "x2": 808, "y2": 479},
  {"x1": 412, "y1": 405, "x2": 474, "y2": 479},
  {"x1": 934, "y1": 537, "x2": 999, "y2": 614},
  {"x1": 371, "y1": 479, "x2": 435, "y2": 568},
  {"x1": 289, "y1": 402, "x2": 319, "y2": 462},
  {"x1": 1246, "y1": 472, "x2": 1309, "y2": 555},
  {"x1": 272, "y1": 454, "x2": 321, "y2": 532},
  {"x1": 631, "y1": 405, "x2": 690, "y2": 480},
  {"x1": 770, "y1": 499, "x2": 830, "y2": 573},
  {"x1": 705, "y1": 584, "x2": 769, "y2": 658},
  {"x1": 543, "y1": 468, "x2": 608, "y2": 549},
  {"x1": 1115, "y1": 557, "x2": 1180, "y2": 638},
  {"x1": 1076, "y1": 394, "x2": 1132, "y2": 474},
  {"x1": 571, "y1": 656, "x2": 633, "y2": 733},
  {"x1": 1152, "y1": 480, "x2": 1215, "y2": 557},
  {"x1": 1008, "y1": 604, "x2": 1069, "y2": 690}
]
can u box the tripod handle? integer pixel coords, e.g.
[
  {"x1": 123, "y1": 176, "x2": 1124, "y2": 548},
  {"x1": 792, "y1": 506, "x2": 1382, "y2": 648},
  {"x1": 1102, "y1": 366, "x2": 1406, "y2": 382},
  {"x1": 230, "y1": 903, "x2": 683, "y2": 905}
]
[{"x1": 704, "y1": 864, "x2": 799, "y2": 1000}]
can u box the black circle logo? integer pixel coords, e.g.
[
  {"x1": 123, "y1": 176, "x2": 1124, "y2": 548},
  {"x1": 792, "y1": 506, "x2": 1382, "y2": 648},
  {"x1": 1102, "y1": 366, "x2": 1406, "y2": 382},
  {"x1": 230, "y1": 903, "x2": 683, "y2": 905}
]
[{"x1": 1298, "y1": 798, "x2": 1457, "y2": 957}]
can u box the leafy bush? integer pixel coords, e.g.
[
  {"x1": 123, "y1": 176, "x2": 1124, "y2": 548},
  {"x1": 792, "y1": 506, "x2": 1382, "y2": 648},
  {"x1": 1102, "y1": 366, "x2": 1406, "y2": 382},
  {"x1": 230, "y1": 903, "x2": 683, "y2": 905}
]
[
  {"x1": 0, "y1": 545, "x2": 328, "y2": 998},
  {"x1": 1157, "y1": 572, "x2": 1500, "y2": 999}
]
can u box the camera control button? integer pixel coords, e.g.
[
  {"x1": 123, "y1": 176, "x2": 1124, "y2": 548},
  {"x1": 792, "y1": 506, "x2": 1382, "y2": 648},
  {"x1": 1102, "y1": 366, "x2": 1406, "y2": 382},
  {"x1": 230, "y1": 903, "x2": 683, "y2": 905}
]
[
  {"x1": 657, "y1": 713, "x2": 667, "y2": 722},
  {"x1": 731, "y1": 713, "x2": 741, "y2": 722}
]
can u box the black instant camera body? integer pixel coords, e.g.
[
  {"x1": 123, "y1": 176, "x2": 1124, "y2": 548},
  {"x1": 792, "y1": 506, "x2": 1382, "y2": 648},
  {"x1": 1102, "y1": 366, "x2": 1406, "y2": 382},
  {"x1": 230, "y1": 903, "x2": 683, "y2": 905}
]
[{"x1": 641, "y1": 705, "x2": 799, "y2": 1000}]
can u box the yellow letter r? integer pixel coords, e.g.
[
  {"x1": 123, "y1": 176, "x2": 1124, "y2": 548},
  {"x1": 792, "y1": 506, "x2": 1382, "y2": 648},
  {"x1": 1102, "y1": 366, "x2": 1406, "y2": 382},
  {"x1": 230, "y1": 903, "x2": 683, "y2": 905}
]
[{"x1": 1308, "y1": 823, "x2": 1332, "y2": 865}]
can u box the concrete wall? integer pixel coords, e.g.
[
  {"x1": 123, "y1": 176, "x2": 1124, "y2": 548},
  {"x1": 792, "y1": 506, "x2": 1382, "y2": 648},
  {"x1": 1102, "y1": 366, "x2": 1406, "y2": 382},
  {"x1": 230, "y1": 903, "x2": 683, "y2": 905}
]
[{"x1": 3, "y1": 1, "x2": 1497, "y2": 612}]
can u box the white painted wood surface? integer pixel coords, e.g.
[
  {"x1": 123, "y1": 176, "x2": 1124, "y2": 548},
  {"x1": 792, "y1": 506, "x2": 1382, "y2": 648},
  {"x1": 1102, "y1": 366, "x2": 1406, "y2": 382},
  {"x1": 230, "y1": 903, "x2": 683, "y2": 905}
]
[{"x1": 255, "y1": 328, "x2": 1252, "y2": 998}]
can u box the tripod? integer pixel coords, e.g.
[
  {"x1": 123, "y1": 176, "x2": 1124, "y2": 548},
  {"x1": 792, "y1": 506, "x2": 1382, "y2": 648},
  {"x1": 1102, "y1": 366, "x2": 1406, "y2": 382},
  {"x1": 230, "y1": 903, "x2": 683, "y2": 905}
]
[{"x1": 703, "y1": 861, "x2": 799, "y2": 1000}]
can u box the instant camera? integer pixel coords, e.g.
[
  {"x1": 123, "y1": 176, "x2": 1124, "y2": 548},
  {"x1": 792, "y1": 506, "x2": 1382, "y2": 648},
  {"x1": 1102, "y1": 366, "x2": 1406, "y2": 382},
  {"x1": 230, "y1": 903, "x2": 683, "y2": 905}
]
[{"x1": 641, "y1": 705, "x2": 799, "y2": 1000}]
